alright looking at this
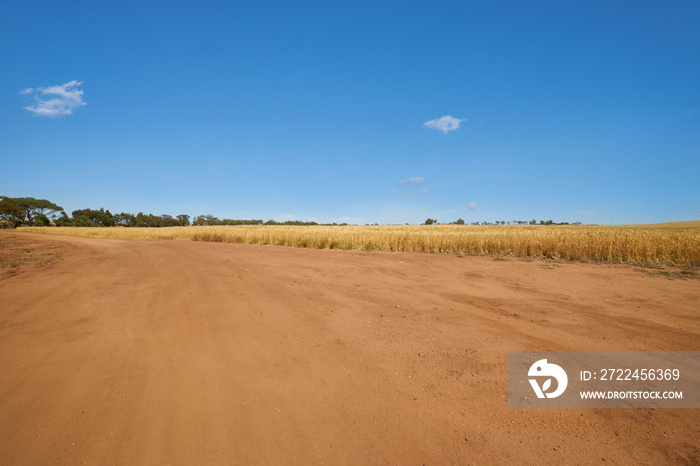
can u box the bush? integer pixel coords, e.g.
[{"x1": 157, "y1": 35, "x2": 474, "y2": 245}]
[
  {"x1": 34, "y1": 213, "x2": 50, "y2": 226},
  {"x1": 55, "y1": 216, "x2": 74, "y2": 226}
]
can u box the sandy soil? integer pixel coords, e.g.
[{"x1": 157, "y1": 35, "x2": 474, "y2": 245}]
[{"x1": 0, "y1": 230, "x2": 698, "y2": 464}]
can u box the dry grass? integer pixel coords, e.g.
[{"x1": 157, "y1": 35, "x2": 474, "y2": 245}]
[{"x1": 17, "y1": 224, "x2": 700, "y2": 267}]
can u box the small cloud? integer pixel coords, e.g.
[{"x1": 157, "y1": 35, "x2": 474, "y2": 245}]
[
  {"x1": 423, "y1": 115, "x2": 465, "y2": 134},
  {"x1": 400, "y1": 177, "x2": 425, "y2": 184},
  {"x1": 419, "y1": 188, "x2": 429, "y2": 193},
  {"x1": 467, "y1": 202, "x2": 478, "y2": 210},
  {"x1": 21, "y1": 80, "x2": 86, "y2": 117}
]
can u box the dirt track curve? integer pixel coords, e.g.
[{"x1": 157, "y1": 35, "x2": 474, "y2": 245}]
[{"x1": 1, "y1": 231, "x2": 698, "y2": 464}]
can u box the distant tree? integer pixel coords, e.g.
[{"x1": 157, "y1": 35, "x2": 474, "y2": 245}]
[
  {"x1": 192, "y1": 214, "x2": 220, "y2": 226},
  {"x1": 134, "y1": 212, "x2": 147, "y2": 227},
  {"x1": 146, "y1": 214, "x2": 163, "y2": 227},
  {"x1": 424, "y1": 218, "x2": 437, "y2": 225},
  {"x1": 453, "y1": 218, "x2": 465, "y2": 225},
  {"x1": 114, "y1": 212, "x2": 135, "y2": 227},
  {"x1": 1, "y1": 197, "x2": 63, "y2": 224},
  {"x1": 176, "y1": 214, "x2": 190, "y2": 226},
  {"x1": 219, "y1": 219, "x2": 264, "y2": 225},
  {"x1": 103, "y1": 210, "x2": 115, "y2": 227},
  {"x1": 55, "y1": 213, "x2": 74, "y2": 226},
  {"x1": 72, "y1": 208, "x2": 114, "y2": 227},
  {"x1": 0, "y1": 199, "x2": 24, "y2": 225},
  {"x1": 74, "y1": 215, "x2": 92, "y2": 227},
  {"x1": 161, "y1": 214, "x2": 179, "y2": 227},
  {"x1": 131, "y1": 212, "x2": 163, "y2": 227},
  {"x1": 32, "y1": 213, "x2": 50, "y2": 226}
]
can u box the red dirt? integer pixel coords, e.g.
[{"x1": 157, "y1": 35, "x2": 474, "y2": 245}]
[{"x1": 1, "y1": 230, "x2": 698, "y2": 464}]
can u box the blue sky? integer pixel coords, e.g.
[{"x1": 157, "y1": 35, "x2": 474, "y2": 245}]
[{"x1": 2, "y1": 1, "x2": 698, "y2": 225}]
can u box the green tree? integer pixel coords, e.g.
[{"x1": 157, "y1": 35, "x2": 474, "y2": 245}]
[
  {"x1": 1, "y1": 197, "x2": 63, "y2": 224},
  {"x1": 55, "y1": 213, "x2": 74, "y2": 226},
  {"x1": 114, "y1": 212, "x2": 135, "y2": 227},
  {"x1": 74, "y1": 215, "x2": 92, "y2": 227},
  {"x1": 0, "y1": 199, "x2": 24, "y2": 225},
  {"x1": 424, "y1": 218, "x2": 437, "y2": 225},
  {"x1": 32, "y1": 213, "x2": 50, "y2": 226},
  {"x1": 161, "y1": 214, "x2": 178, "y2": 227},
  {"x1": 192, "y1": 214, "x2": 220, "y2": 226},
  {"x1": 72, "y1": 208, "x2": 114, "y2": 227}
]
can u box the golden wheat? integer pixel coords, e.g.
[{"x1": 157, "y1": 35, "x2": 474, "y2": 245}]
[{"x1": 17, "y1": 224, "x2": 700, "y2": 266}]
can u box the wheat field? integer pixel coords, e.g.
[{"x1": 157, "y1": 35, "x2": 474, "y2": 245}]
[{"x1": 16, "y1": 224, "x2": 700, "y2": 267}]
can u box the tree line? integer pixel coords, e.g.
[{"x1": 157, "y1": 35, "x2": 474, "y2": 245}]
[
  {"x1": 433, "y1": 218, "x2": 580, "y2": 225},
  {"x1": 0, "y1": 196, "x2": 331, "y2": 228},
  {"x1": 1, "y1": 196, "x2": 580, "y2": 229}
]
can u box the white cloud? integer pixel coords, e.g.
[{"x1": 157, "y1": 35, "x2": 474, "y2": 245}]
[
  {"x1": 21, "y1": 80, "x2": 86, "y2": 117},
  {"x1": 419, "y1": 188, "x2": 429, "y2": 193},
  {"x1": 467, "y1": 202, "x2": 478, "y2": 210},
  {"x1": 423, "y1": 115, "x2": 465, "y2": 134},
  {"x1": 399, "y1": 177, "x2": 424, "y2": 184}
]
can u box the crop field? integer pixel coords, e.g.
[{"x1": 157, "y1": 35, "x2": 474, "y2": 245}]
[{"x1": 18, "y1": 223, "x2": 700, "y2": 266}]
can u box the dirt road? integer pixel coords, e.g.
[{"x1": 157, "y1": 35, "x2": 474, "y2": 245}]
[{"x1": 1, "y1": 231, "x2": 698, "y2": 464}]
